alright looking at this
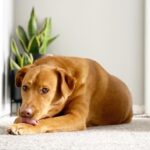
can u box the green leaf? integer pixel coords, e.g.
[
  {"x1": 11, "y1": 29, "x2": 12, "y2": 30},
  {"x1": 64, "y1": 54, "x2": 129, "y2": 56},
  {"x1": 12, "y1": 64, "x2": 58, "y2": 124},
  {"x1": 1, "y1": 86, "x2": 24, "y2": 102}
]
[
  {"x1": 10, "y1": 39, "x2": 23, "y2": 66},
  {"x1": 28, "y1": 7, "x2": 37, "y2": 39},
  {"x1": 11, "y1": 39, "x2": 20, "y2": 57},
  {"x1": 10, "y1": 58, "x2": 21, "y2": 70},
  {"x1": 23, "y1": 53, "x2": 33, "y2": 66},
  {"x1": 16, "y1": 25, "x2": 29, "y2": 52},
  {"x1": 39, "y1": 18, "x2": 51, "y2": 36},
  {"x1": 37, "y1": 18, "x2": 59, "y2": 54},
  {"x1": 28, "y1": 36, "x2": 40, "y2": 54},
  {"x1": 47, "y1": 35, "x2": 59, "y2": 46},
  {"x1": 39, "y1": 36, "x2": 50, "y2": 54},
  {"x1": 44, "y1": 18, "x2": 51, "y2": 36},
  {"x1": 39, "y1": 35, "x2": 58, "y2": 54},
  {"x1": 23, "y1": 54, "x2": 29, "y2": 66},
  {"x1": 28, "y1": 53, "x2": 34, "y2": 63},
  {"x1": 10, "y1": 58, "x2": 15, "y2": 70},
  {"x1": 19, "y1": 55, "x2": 24, "y2": 68},
  {"x1": 36, "y1": 33, "x2": 44, "y2": 46},
  {"x1": 36, "y1": 18, "x2": 51, "y2": 48}
]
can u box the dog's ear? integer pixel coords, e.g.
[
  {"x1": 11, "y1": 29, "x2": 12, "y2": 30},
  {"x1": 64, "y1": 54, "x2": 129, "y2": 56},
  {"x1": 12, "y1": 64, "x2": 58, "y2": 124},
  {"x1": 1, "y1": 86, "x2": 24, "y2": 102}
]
[
  {"x1": 15, "y1": 64, "x2": 34, "y2": 87},
  {"x1": 56, "y1": 68, "x2": 76, "y2": 99}
]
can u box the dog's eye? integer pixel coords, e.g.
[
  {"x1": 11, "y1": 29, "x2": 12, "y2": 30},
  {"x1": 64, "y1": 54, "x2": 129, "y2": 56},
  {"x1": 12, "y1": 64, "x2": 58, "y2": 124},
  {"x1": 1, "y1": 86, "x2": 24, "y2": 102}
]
[
  {"x1": 40, "y1": 88, "x2": 49, "y2": 94},
  {"x1": 22, "y1": 85, "x2": 28, "y2": 92}
]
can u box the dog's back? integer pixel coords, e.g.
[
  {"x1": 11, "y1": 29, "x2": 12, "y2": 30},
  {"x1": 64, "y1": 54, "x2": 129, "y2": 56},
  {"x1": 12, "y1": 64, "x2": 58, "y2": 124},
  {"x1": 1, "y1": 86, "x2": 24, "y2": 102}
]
[{"x1": 35, "y1": 56, "x2": 133, "y2": 126}]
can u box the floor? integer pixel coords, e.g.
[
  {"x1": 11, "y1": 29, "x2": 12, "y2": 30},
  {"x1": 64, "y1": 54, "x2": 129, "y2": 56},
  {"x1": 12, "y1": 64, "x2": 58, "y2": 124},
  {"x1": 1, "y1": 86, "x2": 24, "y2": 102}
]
[{"x1": 0, "y1": 116, "x2": 150, "y2": 150}]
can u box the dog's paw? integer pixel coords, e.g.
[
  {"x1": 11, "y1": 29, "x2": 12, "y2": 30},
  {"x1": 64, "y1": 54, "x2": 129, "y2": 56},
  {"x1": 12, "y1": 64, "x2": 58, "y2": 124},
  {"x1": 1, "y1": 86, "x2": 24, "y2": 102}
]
[{"x1": 7, "y1": 123, "x2": 34, "y2": 135}]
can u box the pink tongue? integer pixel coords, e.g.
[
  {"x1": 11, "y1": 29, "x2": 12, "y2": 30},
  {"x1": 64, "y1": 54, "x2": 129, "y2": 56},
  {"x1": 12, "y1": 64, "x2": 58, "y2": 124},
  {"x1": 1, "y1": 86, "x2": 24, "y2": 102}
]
[{"x1": 21, "y1": 118, "x2": 38, "y2": 126}]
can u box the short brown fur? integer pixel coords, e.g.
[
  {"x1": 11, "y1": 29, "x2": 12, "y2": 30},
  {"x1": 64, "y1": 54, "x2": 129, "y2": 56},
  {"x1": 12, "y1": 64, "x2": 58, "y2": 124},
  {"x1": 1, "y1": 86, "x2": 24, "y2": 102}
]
[{"x1": 7, "y1": 56, "x2": 133, "y2": 135}]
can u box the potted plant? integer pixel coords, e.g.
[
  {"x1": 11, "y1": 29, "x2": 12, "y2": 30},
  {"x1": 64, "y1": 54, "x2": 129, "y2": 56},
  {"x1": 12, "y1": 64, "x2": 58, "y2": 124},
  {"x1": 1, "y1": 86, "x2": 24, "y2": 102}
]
[
  {"x1": 9, "y1": 7, "x2": 58, "y2": 114},
  {"x1": 16, "y1": 7, "x2": 58, "y2": 59}
]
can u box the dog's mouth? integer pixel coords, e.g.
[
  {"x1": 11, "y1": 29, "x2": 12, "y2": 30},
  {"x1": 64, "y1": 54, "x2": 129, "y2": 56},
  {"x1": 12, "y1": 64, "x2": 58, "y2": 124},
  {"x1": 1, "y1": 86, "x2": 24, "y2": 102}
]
[
  {"x1": 20, "y1": 117, "x2": 38, "y2": 126},
  {"x1": 20, "y1": 114, "x2": 52, "y2": 126}
]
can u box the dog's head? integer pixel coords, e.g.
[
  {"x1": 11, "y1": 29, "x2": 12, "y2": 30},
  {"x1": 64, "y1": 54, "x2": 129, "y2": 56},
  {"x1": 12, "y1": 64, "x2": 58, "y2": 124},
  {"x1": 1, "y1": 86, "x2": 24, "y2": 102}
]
[{"x1": 16, "y1": 64, "x2": 75, "y2": 125}]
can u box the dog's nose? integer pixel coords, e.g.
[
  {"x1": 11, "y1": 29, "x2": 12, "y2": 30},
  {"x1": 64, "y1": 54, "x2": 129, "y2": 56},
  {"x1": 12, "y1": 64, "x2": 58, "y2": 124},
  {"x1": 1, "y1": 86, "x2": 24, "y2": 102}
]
[{"x1": 20, "y1": 108, "x2": 33, "y2": 118}]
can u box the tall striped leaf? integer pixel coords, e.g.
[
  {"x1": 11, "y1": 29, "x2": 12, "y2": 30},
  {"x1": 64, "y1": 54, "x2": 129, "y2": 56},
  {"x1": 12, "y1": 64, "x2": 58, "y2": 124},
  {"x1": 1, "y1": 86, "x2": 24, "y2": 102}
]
[
  {"x1": 11, "y1": 39, "x2": 23, "y2": 67},
  {"x1": 28, "y1": 7, "x2": 37, "y2": 39},
  {"x1": 39, "y1": 36, "x2": 50, "y2": 54},
  {"x1": 28, "y1": 36, "x2": 40, "y2": 54},
  {"x1": 10, "y1": 58, "x2": 21, "y2": 70},
  {"x1": 47, "y1": 35, "x2": 59, "y2": 46},
  {"x1": 39, "y1": 35, "x2": 58, "y2": 54},
  {"x1": 16, "y1": 26, "x2": 29, "y2": 52},
  {"x1": 39, "y1": 18, "x2": 51, "y2": 36},
  {"x1": 11, "y1": 39, "x2": 20, "y2": 57}
]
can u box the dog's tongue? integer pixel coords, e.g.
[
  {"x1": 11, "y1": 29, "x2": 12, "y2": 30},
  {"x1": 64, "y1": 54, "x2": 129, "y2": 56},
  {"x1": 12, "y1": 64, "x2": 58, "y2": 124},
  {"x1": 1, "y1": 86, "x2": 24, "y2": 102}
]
[{"x1": 21, "y1": 118, "x2": 38, "y2": 126}]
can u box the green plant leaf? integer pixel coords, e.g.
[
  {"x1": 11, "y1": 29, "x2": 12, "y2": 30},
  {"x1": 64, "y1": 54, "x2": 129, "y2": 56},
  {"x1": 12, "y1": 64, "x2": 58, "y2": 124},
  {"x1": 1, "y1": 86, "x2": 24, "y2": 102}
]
[
  {"x1": 47, "y1": 35, "x2": 59, "y2": 46},
  {"x1": 36, "y1": 33, "x2": 44, "y2": 47},
  {"x1": 39, "y1": 36, "x2": 50, "y2": 54},
  {"x1": 10, "y1": 58, "x2": 15, "y2": 70},
  {"x1": 23, "y1": 53, "x2": 33, "y2": 66},
  {"x1": 28, "y1": 53, "x2": 34, "y2": 63},
  {"x1": 39, "y1": 35, "x2": 58, "y2": 54},
  {"x1": 11, "y1": 39, "x2": 23, "y2": 66},
  {"x1": 16, "y1": 25, "x2": 29, "y2": 52},
  {"x1": 39, "y1": 18, "x2": 51, "y2": 36},
  {"x1": 28, "y1": 36, "x2": 40, "y2": 54},
  {"x1": 11, "y1": 39, "x2": 20, "y2": 57},
  {"x1": 28, "y1": 7, "x2": 37, "y2": 39},
  {"x1": 20, "y1": 55, "x2": 24, "y2": 68},
  {"x1": 44, "y1": 18, "x2": 51, "y2": 36},
  {"x1": 36, "y1": 18, "x2": 51, "y2": 48},
  {"x1": 10, "y1": 58, "x2": 21, "y2": 70},
  {"x1": 23, "y1": 54, "x2": 29, "y2": 66}
]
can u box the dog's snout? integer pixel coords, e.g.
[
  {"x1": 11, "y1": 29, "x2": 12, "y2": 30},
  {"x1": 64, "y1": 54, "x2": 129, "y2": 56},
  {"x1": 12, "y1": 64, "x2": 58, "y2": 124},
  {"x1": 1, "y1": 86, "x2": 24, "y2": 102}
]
[{"x1": 20, "y1": 108, "x2": 33, "y2": 118}]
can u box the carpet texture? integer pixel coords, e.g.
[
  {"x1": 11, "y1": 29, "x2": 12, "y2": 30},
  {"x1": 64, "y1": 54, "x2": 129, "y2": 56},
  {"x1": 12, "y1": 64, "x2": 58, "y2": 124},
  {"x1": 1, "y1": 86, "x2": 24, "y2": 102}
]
[{"x1": 0, "y1": 116, "x2": 150, "y2": 150}]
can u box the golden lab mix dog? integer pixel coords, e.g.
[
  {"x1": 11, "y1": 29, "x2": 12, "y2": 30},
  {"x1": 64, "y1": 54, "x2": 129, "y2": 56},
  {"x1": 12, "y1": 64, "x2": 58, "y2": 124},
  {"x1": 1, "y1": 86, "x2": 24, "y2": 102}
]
[{"x1": 7, "y1": 56, "x2": 132, "y2": 135}]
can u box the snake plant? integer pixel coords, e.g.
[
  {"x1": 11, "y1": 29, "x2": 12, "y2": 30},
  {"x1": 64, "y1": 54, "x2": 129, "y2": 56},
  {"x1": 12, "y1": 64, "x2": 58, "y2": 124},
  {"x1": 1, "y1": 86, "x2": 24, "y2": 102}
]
[
  {"x1": 10, "y1": 7, "x2": 58, "y2": 70},
  {"x1": 16, "y1": 7, "x2": 58, "y2": 54},
  {"x1": 10, "y1": 39, "x2": 33, "y2": 70}
]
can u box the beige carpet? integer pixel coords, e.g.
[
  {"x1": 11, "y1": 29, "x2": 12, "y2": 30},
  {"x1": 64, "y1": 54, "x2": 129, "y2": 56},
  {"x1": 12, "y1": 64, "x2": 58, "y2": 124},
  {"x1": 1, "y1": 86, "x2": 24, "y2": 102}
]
[{"x1": 0, "y1": 116, "x2": 150, "y2": 150}]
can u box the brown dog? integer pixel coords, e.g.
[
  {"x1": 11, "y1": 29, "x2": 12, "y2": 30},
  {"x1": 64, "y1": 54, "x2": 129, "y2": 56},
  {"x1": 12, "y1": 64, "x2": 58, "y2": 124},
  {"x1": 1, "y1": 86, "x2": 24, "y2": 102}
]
[{"x1": 7, "y1": 56, "x2": 132, "y2": 135}]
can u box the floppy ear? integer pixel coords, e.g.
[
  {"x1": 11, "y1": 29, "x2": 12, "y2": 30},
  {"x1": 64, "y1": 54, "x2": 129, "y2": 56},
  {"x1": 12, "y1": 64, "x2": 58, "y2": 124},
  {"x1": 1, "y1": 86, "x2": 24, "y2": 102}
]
[
  {"x1": 15, "y1": 64, "x2": 34, "y2": 87},
  {"x1": 56, "y1": 68, "x2": 76, "y2": 98}
]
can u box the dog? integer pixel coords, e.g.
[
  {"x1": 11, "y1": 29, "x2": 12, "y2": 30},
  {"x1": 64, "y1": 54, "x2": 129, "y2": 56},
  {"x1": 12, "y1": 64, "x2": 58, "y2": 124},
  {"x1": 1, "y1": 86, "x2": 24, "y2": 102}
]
[{"x1": 7, "y1": 56, "x2": 133, "y2": 135}]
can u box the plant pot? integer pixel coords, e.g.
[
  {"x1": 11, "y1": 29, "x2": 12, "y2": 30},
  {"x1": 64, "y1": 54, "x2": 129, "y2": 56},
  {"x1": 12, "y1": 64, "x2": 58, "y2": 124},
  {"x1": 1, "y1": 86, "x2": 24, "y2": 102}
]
[
  {"x1": 10, "y1": 70, "x2": 21, "y2": 102},
  {"x1": 32, "y1": 53, "x2": 54, "y2": 60},
  {"x1": 33, "y1": 54, "x2": 44, "y2": 60}
]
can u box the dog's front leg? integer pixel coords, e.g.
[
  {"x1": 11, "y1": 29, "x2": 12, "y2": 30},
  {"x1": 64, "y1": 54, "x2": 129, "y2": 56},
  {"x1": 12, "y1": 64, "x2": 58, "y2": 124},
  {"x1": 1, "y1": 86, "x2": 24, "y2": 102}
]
[
  {"x1": 8, "y1": 96, "x2": 88, "y2": 134},
  {"x1": 39, "y1": 96, "x2": 89, "y2": 132},
  {"x1": 7, "y1": 113, "x2": 85, "y2": 135},
  {"x1": 38, "y1": 114, "x2": 85, "y2": 133}
]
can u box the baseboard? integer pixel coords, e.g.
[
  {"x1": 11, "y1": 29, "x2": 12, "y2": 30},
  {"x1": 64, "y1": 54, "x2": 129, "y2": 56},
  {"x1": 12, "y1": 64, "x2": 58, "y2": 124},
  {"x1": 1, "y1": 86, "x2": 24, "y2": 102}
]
[{"x1": 133, "y1": 105, "x2": 144, "y2": 115}]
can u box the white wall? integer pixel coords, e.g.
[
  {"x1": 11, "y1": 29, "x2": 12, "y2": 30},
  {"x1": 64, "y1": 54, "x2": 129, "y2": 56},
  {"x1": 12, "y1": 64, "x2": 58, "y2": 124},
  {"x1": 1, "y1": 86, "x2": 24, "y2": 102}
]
[
  {"x1": 145, "y1": 0, "x2": 150, "y2": 115},
  {"x1": 0, "y1": 0, "x2": 4, "y2": 116},
  {"x1": 0, "y1": 0, "x2": 14, "y2": 116},
  {"x1": 14, "y1": 0, "x2": 144, "y2": 113}
]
